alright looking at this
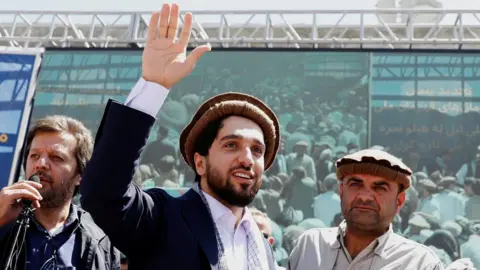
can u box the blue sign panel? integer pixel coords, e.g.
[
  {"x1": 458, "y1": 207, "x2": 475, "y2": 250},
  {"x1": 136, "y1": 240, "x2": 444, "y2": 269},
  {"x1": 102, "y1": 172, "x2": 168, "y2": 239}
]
[{"x1": 0, "y1": 53, "x2": 38, "y2": 188}]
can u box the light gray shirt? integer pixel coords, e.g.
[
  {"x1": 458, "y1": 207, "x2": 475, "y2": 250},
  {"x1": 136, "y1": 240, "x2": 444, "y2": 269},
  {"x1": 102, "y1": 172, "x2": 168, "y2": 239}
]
[{"x1": 287, "y1": 221, "x2": 444, "y2": 270}]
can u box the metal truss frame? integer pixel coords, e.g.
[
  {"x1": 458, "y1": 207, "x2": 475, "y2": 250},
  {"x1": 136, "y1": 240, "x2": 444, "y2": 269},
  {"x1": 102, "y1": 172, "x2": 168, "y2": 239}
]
[
  {"x1": 3, "y1": 9, "x2": 480, "y2": 49},
  {"x1": 372, "y1": 54, "x2": 480, "y2": 79}
]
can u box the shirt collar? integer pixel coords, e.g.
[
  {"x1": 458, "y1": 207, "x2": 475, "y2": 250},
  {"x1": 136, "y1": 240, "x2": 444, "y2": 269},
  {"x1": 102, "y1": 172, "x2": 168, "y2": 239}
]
[
  {"x1": 336, "y1": 220, "x2": 393, "y2": 259},
  {"x1": 201, "y1": 190, "x2": 253, "y2": 230},
  {"x1": 32, "y1": 203, "x2": 79, "y2": 235},
  {"x1": 373, "y1": 224, "x2": 393, "y2": 257},
  {"x1": 241, "y1": 207, "x2": 255, "y2": 231},
  {"x1": 66, "y1": 203, "x2": 80, "y2": 224}
]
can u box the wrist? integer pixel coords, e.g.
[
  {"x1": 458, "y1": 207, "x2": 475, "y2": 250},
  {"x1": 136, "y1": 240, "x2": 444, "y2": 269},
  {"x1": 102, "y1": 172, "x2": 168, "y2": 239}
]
[{"x1": 141, "y1": 75, "x2": 172, "y2": 90}]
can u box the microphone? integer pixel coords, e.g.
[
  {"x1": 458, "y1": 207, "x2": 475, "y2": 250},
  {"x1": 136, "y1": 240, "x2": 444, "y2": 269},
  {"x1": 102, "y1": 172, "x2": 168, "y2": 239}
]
[
  {"x1": 23, "y1": 174, "x2": 40, "y2": 210},
  {"x1": 28, "y1": 174, "x2": 40, "y2": 184},
  {"x1": 3, "y1": 175, "x2": 41, "y2": 269}
]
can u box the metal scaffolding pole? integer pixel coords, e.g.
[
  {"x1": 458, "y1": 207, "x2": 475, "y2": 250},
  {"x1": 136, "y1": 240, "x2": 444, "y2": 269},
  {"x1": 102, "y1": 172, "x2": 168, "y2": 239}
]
[{"x1": 2, "y1": 9, "x2": 480, "y2": 49}]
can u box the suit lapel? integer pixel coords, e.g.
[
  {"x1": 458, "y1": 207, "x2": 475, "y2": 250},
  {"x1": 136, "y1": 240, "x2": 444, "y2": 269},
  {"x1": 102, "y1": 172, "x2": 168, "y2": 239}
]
[{"x1": 179, "y1": 189, "x2": 219, "y2": 266}]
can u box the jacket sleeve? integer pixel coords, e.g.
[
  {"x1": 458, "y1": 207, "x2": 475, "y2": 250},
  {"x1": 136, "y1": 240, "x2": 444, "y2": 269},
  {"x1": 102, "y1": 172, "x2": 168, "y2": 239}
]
[
  {"x1": 0, "y1": 222, "x2": 13, "y2": 242},
  {"x1": 0, "y1": 222, "x2": 14, "y2": 264},
  {"x1": 80, "y1": 99, "x2": 165, "y2": 256}
]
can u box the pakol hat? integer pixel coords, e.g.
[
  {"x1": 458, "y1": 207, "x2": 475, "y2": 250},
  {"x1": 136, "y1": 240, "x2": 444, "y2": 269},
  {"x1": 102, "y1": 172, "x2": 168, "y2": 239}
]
[
  {"x1": 335, "y1": 149, "x2": 412, "y2": 190},
  {"x1": 179, "y1": 92, "x2": 280, "y2": 171}
]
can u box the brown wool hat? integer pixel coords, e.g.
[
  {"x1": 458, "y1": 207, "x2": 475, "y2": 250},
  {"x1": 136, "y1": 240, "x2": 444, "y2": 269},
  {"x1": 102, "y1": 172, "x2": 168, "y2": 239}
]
[
  {"x1": 335, "y1": 149, "x2": 412, "y2": 190},
  {"x1": 179, "y1": 92, "x2": 280, "y2": 172}
]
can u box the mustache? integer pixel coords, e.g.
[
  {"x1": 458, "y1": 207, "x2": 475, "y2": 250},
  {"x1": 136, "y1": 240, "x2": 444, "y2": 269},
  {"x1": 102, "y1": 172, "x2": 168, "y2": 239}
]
[
  {"x1": 229, "y1": 165, "x2": 255, "y2": 175},
  {"x1": 33, "y1": 171, "x2": 54, "y2": 182},
  {"x1": 351, "y1": 199, "x2": 379, "y2": 211}
]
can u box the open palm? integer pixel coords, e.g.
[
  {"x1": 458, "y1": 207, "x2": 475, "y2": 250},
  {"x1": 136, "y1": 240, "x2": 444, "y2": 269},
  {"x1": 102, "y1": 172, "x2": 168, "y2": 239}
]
[{"x1": 142, "y1": 4, "x2": 211, "y2": 89}]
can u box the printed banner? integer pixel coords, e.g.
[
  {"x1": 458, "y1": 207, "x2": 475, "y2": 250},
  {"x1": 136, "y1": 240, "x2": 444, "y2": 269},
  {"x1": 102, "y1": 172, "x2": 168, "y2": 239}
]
[{"x1": 0, "y1": 48, "x2": 44, "y2": 188}]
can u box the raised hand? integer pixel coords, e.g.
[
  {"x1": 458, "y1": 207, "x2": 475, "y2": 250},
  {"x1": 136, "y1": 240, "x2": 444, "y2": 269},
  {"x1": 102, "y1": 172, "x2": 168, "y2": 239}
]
[{"x1": 142, "y1": 3, "x2": 211, "y2": 89}]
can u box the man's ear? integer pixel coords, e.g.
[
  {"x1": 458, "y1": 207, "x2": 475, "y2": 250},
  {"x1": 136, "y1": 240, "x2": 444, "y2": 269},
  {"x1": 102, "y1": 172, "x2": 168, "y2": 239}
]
[
  {"x1": 74, "y1": 174, "x2": 81, "y2": 186},
  {"x1": 396, "y1": 191, "x2": 407, "y2": 214},
  {"x1": 194, "y1": 153, "x2": 206, "y2": 177},
  {"x1": 268, "y1": 237, "x2": 275, "y2": 246}
]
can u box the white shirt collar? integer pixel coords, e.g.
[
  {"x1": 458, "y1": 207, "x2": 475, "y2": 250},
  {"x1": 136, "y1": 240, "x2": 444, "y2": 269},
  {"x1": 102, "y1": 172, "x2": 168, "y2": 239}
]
[{"x1": 201, "y1": 190, "x2": 254, "y2": 230}]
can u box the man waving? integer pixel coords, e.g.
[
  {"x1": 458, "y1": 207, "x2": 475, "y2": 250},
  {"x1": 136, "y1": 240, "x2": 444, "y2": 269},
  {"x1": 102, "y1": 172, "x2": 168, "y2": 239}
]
[{"x1": 80, "y1": 3, "x2": 280, "y2": 270}]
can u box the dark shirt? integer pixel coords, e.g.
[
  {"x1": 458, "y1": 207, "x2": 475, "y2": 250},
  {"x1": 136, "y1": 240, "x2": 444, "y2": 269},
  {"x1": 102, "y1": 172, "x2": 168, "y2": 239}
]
[{"x1": 26, "y1": 204, "x2": 80, "y2": 270}]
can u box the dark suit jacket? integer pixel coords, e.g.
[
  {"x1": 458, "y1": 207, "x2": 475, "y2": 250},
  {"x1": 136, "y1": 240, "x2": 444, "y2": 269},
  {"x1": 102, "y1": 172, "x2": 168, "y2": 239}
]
[
  {"x1": 80, "y1": 100, "x2": 276, "y2": 270},
  {"x1": 0, "y1": 205, "x2": 120, "y2": 270}
]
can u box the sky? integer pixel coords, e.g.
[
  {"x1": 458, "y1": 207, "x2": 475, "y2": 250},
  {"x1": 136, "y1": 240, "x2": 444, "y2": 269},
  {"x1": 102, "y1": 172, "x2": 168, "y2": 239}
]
[
  {"x1": 3, "y1": 0, "x2": 480, "y2": 12},
  {"x1": 3, "y1": 0, "x2": 480, "y2": 26}
]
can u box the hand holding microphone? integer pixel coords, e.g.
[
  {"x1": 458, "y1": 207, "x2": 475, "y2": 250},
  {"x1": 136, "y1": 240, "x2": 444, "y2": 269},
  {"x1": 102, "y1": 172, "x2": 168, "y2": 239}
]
[{"x1": 0, "y1": 175, "x2": 43, "y2": 227}]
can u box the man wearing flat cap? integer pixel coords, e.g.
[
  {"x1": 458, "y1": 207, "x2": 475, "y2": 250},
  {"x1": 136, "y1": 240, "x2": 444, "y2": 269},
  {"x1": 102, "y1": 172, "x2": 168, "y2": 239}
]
[
  {"x1": 287, "y1": 149, "x2": 444, "y2": 270},
  {"x1": 80, "y1": 4, "x2": 279, "y2": 270},
  {"x1": 416, "y1": 179, "x2": 441, "y2": 221}
]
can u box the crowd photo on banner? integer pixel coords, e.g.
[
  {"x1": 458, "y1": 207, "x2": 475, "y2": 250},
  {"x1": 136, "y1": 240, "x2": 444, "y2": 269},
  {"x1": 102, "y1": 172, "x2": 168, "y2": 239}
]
[{"x1": 13, "y1": 39, "x2": 480, "y2": 268}]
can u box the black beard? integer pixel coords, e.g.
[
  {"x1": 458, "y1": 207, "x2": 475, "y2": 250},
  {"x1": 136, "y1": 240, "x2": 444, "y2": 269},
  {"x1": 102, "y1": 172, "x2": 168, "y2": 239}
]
[{"x1": 205, "y1": 161, "x2": 259, "y2": 207}]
